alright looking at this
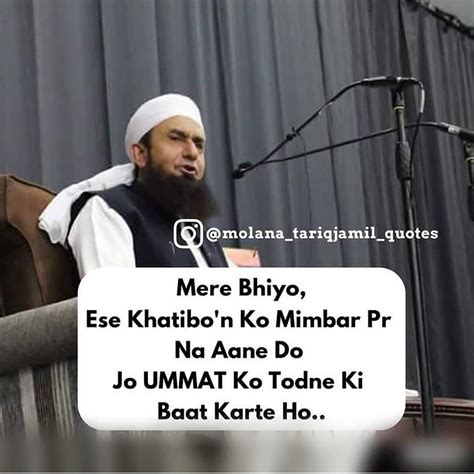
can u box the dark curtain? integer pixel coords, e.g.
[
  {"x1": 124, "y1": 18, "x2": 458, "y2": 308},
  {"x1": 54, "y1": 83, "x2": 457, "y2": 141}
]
[{"x1": 0, "y1": 0, "x2": 473, "y2": 398}]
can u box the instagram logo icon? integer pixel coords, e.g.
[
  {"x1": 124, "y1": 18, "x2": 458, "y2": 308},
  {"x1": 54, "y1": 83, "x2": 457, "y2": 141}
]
[{"x1": 173, "y1": 219, "x2": 204, "y2": 249}]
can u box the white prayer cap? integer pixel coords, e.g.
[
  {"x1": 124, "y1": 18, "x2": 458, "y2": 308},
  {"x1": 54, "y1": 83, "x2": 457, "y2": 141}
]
[{"x1": 124, "y1": 93, "x2": 204, "y2": 159}]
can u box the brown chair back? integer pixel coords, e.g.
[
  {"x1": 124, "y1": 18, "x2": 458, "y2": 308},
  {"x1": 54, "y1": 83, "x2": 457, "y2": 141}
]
[{"x1": 0, "y1": 175, "x2": 79, "y2": 316}]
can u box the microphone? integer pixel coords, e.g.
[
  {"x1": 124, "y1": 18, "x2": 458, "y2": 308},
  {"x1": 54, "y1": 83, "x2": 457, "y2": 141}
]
[
  {"x1": 232, "y1": 162, "x2": 253, "y2": 180},
  {"x1": 436, "y1": 122, "x2": 474, "y2": 143},
  {"x1": 360, "y1": 76, "x2": 420, "y2": 88}
]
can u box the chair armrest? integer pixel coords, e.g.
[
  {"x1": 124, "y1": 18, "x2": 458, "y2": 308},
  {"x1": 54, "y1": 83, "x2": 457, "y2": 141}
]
[{"x1": 0, "y1": 298, "x2": 77, "y2": 375}]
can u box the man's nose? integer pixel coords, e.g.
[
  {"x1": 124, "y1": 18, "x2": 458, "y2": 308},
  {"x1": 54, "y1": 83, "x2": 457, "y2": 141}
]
[{"x1": 183, "y1": 140, "x2": 199, "y2": 160}]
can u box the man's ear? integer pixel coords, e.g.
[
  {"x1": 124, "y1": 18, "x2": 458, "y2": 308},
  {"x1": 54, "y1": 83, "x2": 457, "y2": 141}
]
[{"x1": 130, "y1": 144, "x2": 148, "y2": 168}]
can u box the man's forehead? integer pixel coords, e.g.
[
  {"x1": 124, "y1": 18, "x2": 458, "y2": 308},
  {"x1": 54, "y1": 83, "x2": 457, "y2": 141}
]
[{"x1": 155, "y1": 115, "x2": 205, "y2": 138}]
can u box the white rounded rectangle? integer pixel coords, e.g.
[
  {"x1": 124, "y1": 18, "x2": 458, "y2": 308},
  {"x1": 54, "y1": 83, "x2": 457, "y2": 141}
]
[{"x1": 78, "y1": 267, "x2": 405, "y2": 431}]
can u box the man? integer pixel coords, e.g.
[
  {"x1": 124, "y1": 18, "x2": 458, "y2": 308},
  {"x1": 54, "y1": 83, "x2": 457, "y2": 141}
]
[{"x1": 40, "y1": 94, "x2": 230, "y2": 278}]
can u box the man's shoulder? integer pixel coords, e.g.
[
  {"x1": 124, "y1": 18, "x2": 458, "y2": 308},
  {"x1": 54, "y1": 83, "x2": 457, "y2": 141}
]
[
  {"x1": 93, "y1": 183, "x2": 133, "y2": 201},
  {"x1": 69, "y1": 184, "x2": 134, "y2": 230},
  {"x1": 72, "y1": 184, "x2": 131, "y2": 214}
]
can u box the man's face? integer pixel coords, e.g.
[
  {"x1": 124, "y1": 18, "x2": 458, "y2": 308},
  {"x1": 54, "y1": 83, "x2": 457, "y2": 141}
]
[
  {"x1": 131, "y1": 115, "x2": 217, "y2": 220},
  {"x1": 137, "y1": 115, "x2": 206, "y2": 181}
]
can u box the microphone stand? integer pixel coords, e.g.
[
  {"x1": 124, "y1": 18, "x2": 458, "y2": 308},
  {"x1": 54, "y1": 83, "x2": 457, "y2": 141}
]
[
  {"x1": 240, "y1": 117, "x2": 474, "y2": 434},
  {"x1": 392, "y1": 87, "x2": 435, "y2": 434},
  {"x1": 234, "y1": 103, "x2": 437, "y2": 433}
]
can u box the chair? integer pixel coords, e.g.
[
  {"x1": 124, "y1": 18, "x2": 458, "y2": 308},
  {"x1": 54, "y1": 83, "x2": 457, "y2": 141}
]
[{"x1": 0, "y1": 175, "x2": 79, "y2": 316}]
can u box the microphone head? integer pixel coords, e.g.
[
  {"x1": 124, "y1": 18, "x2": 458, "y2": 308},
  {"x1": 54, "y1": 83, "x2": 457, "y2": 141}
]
[
  {"x1": 361, "y1": 76, "x2": 418, "y2": 88},
  {"x1": 232, "y1": 169, "x2": 245, "y2": 180},
  {"x1": 232, "y1": 162, "x2": 253, "y2": 180}
]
